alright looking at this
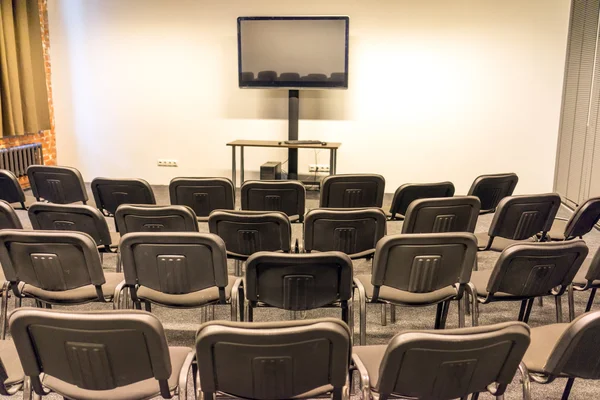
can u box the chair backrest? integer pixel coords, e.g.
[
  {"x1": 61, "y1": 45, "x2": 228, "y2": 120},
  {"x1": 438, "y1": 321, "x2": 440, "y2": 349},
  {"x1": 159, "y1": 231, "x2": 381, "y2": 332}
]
[
  {"x1": 120, "y1": 232, "x2": 229, "y2": 300},
  {"x1": 370, "y1": 233, "x2": 477, "y2": 298},
  {"x1": 402, "y1": 196, "x2": 481, "y2": 234},
  {"x1": 0, "y1": 170, "x2": 25, "y2": 205},
  {"x1": 543, "y1": 311, "x2": 600, "y2": 379},
  {"x1": 563, "y1": 196, "x2": 600, "y2": 239},
  {"x1": 28, "y1": 203, "x2": 112, "y2": 246},
  {"x1": 9, "y1": 308, "x2": 174, "y2": 398},
  {"x1": 488, "y1": 193, "x2": 561, "y2": 240},
  {"x1": 245, "y1": 252, "x2": 353, "y2": 310},
  {"x1": 115, "y1": 204, "x2": 199, "y2": 235},
  {"x1": 486, "y1": 240, "x2": 588, "y2": 298},
  {"x1": 304, "y1": 208, "x2": 386, "y2": 258},
  {"x1": 467, "y1": 173, "x2": 518, "y2": 213},
  {"x1": 91, "y1": 177, "x2": 156, "y2": 216},
  {"x1": 27, "y1": 165, "x2": 88, "y2": 204},
  {"x1": 208, "y1": 210, "x2": 291, "y2": 258},
  {"x1": 0, "y1": 201, "x2": 23, "y2": 230},
  {"x1": 195, "y1": 318, "x2": 351, "y2": 399},
  {"x1": 374, "y1": 322, "x2": 530, "y2": 398},
  {"x1": 320, "y1": 174, "x2": 385, "y2": 208},
  {"x1": 241, "y1": 180, "x2": 306, "y2": 221},
  {"x1": 0, "y1": 230, "x2": 106, "y2": 293},
  {"x1": 389, "y1": 181, "x2": 455, "y2": 219},
  {"x1": 582, "y1": 247, "x2": 600, "y2": 282},
  {"x1": 169, "y1": 177, "x2": 235, "y2": 219}
]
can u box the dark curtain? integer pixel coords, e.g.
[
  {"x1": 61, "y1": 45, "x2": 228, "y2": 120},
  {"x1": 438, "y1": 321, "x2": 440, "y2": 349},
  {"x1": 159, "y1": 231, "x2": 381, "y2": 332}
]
[{"x1": 0, "y1": 0, "x2": 50, "y2": 137}]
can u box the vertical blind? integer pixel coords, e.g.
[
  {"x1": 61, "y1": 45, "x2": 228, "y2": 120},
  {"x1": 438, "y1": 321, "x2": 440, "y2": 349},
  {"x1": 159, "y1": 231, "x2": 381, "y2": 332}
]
[{"x1": 555, "y1": 0, "x2": 600, "y2": 206}]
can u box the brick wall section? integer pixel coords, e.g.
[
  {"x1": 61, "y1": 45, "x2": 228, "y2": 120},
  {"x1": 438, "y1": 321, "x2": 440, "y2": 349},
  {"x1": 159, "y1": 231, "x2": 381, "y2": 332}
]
[{"x1": 0, "y1": 0, "x2": 56, "y2": 188}]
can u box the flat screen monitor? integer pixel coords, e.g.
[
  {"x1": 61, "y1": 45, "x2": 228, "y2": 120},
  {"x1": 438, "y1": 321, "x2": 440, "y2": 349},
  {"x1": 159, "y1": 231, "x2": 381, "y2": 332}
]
[{"x1": 237, "y1": 16, "x2": 349, "y2": 89}]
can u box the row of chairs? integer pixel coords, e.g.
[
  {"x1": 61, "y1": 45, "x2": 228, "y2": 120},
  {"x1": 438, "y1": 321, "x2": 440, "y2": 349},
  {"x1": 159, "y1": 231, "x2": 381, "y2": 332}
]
[
  {"x1": 0, "y1": 225, "x2": 597, "y2": 347},
  {"x1": 2, "y1": 308, "x2": 600, "y2": 399},
  {"x1": 0, "y1": 165, "x2": 519, "y2": 221}
]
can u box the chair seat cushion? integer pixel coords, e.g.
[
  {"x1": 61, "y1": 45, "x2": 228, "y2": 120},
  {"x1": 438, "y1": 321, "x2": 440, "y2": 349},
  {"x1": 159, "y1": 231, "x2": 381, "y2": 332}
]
[
  {"x1": 0, "y1": 340, "x2": 24, "y2": 387},
  {"x1": 475, "y1": 232, "x2": 535, "y2": 252},
  {"x1": 43, "y1": 346, "x2": 192, "y2": 400},
  {"x1": 572, "y1": 258, "x2": 599, "y2": 287},
  {"x1": 22, "y1": 273, "x2": 124, "y2": 304},
  {"x1": 547, "y1": 219, "x2": 567, "y2": 241},
  {"x1": 522, "y1": 323, "x2": 569, "y2": 374},
  {"x1": 355, "y1": 275, "x2": 458, "y2": 305},
  {"x1": 353, "y1": 345, "x2": 387, "y2": 388},
  {"x1": 137, "y1": 275, "x2": 238, "y2": 307}
]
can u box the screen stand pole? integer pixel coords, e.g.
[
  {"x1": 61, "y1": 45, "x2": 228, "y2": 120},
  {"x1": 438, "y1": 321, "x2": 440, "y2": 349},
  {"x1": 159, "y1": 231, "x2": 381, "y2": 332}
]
[{"x1": 288, "y1": 89, "x2": 299, "y2": 180}]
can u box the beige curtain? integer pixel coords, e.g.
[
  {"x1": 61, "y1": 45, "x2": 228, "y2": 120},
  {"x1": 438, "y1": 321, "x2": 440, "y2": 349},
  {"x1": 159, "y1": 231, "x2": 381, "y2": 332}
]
[{"x1": 0, "y1": 0, "x2": 50, "y2": 137}]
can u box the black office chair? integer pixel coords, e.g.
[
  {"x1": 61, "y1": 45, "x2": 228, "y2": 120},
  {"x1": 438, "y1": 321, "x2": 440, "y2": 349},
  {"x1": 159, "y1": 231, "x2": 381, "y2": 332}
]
[
  {"x1": 547, "y1": 196, "x2": 600, "y2": 241},
  {"x1": 353, "y1": 322, "x2": 530, "y2": 399},
  {"x1": 91, "y1": 177, "x2": 156, "y2": 217},
  {"x1": 467, "y1": 173, "x2": 518, "y2": 214},
  {"x1": 27, "y1": 165, "x2": 88, "y2": 204},
  {"x1": 195, "y1": 318, "x2": 351, "y2": 400},
  {"x1": 115, "y1": 204, "x2": 199, "y2": 235},
  {"x1": 303, "y1": 208, "x2": 386, "y2": 260},
  {"x1": 388, "y1": 181, "x2": 455, "y2": 220},
  {"x1": 466, "y1": 240, "x2": 588, "y2": 326},
  {"x1": 568, "y1": 247, "x2": 600, "y2": 321},
  {"x1": 28, "y1": 202, "x2": 119, "y2": 259},
  {"x1": 0, "y1": 201, "x2": 22, "y2": 339},
  {"x1": 0, "y1": 170, "x2": 26, "y2": 209},
  {"x1": 320, "y1": 174, "x2": 385, "y2": 208},
  {"x1": 119, "y1": 232, "x2": 243, "y2": 322},
  {"x1": 401, "y1": 196, "x2": 480, "y2": 233},
  {"x1": 241, "y1": 180, "x2": 306, "y2": 222},
  {"x1": 354, "y1": 233, "x2": 478, "y2": 345},
  {"x1": 9, "y1": 308, "x2": 195, "y2": 400},
  {"x1": 476, "y1": 193, "x2": 562, "y2": 251},
  {"x1": 245, "y1": 252, "x2": 353, "y2": 328},
  {"x1": 520, "y1": 310, "x2": 600, "y2": 400},
  {"x1": 208, "y1": 210, "x2": 292, "y2": 276},
  {"x1": 169, "y1": 177, "x2": 235, "y2": 221}
]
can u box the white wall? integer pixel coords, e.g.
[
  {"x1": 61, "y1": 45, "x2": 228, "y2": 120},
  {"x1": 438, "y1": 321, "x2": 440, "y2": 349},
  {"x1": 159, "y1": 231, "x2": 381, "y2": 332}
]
[{"x1": 47, "y1": 0, "x2": 571, "y2": 194}]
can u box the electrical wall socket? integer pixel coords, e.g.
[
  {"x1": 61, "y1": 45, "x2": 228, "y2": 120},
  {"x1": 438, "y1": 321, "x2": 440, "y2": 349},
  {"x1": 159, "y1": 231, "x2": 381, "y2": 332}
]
[
  {"x1": 308, "y1": 164, "x2": 330, "y2": 173},
  {"x1": 157, "y1": 159, "x2": 178, "y2": 167}
]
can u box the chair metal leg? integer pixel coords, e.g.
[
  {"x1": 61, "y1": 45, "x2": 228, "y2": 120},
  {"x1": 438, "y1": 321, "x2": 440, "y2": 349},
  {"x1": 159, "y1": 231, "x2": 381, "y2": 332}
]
[
  {"x1": 465, "y1": 283, "x2": 479, "y2": 326},
  {"x1": 537, "y1": 296, "x2": 543, "y2": 307},
  {"x1": 0, "y1": 283, "x2": 8, "y2": 340},
  {"x1": 234, "y1": 260, "x2": 242, "y2": 277},
  {"x1": 518, "y1": 300, "x2": 527, "y2": 321},
  {"x1": 464, "y1": 292, "x2": 471, "y2": 315},
  {"x1": 555, "y1": 295, "x2": 563, "y2": 323},
  {"x1": 518, "y1": 362, "x2": 531, "y2": 400},
  {"x1": 390, "y1": 305, "x2": 396, "y2": 324},
  {"x1": 347, "y1": 298, "x2": 354, "y2": 340},
  {"x1": 381, "y1": 303, "x2": 387, "y2": 326},
  {"x1": 522, "y1": 298, "x2": 534, "y2": 323},
  {"x1": 568, "y1": 285, "x2": 575, "y2": 322},
  {"x1": 144, "y1": 301, "x2": 151, "y2": 312},
  {"x1": 245, "y1": 302, "x2": 253, "y2": 322},
  {"x1": 458, "y1": 297, "x2": 465, "y2": 328},
  {"x1": 561, "y1": 378, "x2": 575, "y2": 400},
  {"x1": 440, "y1": 301, "x2": 450, "y2": 329},
  {"x1": 435, "y1": 302, "x2": 444, "y2": 329},
  {"x1": 585, "y1": 288, "x2": 597, "y2": 312},
  {"x1": 355, "y1": 281, "x2": 367, "y2": 345}
]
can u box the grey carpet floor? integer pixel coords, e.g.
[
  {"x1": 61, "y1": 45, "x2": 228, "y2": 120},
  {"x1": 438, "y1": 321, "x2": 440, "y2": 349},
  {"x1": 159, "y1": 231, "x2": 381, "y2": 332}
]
[{"x1": 2, "y1": 185, "x2": 600, "y2": 399}]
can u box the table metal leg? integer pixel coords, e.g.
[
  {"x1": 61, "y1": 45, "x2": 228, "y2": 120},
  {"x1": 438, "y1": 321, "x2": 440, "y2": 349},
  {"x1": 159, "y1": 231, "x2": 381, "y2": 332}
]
[
  {"x1": 332, "y1": 149, "x2": 337, "y2": 174},
  {"x1": 330, "y1": 149, "x2": 334, "y2": 176},
  {"x1": 231, "y1": 146, "x2": 236, "y2": 187},
  {"x1": 241, "y1": 146, "x2": 245, "y2": 184}
]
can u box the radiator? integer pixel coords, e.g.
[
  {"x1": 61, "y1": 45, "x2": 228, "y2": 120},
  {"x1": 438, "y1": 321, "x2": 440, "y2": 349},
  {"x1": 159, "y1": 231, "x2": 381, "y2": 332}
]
[{"x1": 0, "y1": 143, "x2": 43, "y2": 178}]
